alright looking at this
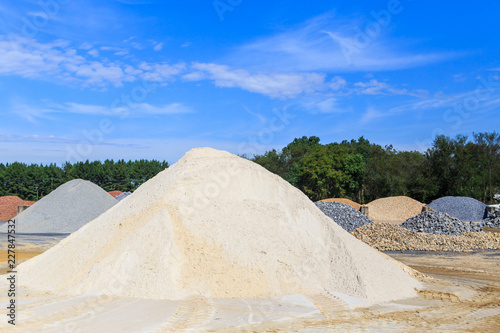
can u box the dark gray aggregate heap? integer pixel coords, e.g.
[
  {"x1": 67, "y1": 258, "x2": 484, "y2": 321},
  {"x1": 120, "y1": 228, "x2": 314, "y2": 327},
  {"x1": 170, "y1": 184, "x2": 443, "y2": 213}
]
[
  {"x1": 315, "y1": 201, "x2": 373, "y2": 232},
  {"x1": 401, "y1": 210, "x2": 483, "y2": 235},
  {"x1": 427, "y1": 196, "x2": 488, "y2": 221}
]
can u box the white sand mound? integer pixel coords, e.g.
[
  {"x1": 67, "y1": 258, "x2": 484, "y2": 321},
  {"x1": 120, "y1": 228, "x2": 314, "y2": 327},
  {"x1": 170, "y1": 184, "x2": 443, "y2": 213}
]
[
  {"x1": 18, "y1": 148, "x2": 420, "y2": 303},
  {"x1": 0, "y1": 179, "x2": 117, "y2": 233}
]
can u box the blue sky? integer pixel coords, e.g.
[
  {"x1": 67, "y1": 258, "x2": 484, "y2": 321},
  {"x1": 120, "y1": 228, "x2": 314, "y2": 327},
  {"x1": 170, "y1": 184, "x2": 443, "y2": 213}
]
[{"x1": 1, "y1": 0, "x2": 499, "y2": 164}]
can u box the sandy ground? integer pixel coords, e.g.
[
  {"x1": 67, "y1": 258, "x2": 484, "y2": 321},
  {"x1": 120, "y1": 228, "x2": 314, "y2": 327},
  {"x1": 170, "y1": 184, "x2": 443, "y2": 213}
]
[{"x1": 0, "y1": 247, "x2": 499, "y2": 332}]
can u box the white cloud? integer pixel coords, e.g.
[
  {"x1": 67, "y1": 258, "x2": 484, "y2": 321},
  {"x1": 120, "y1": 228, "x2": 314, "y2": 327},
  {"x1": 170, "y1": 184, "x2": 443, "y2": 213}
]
[
  {"x1": 226, "y1": 14, "x2": 454, "y2": 73},
  {"x1": 79, "y1": 42, "x2": 93, "y2": 50},
  {"x1": 354, "y1": 79, "x2": 428, "y2": 97},
  {"x1": 299, "y1": 97, "x2": 349, "y2": 114},
  {"x1": 12, "y1": 100, "x2": 193, "y2": 122},
  {"x1": 360, "y1": 107, "x2": 386, "y2": 124},
  {"x1": 186, "y1": 62, "x2": 328, "y2": 98},
  {"x1": 139, "y1": 62, "x2": 186, "y2": 82},
  {"x1": 329, "y1": 76, "x2": 346, "y2": 90},
  {"x1": 181, "y1": 42, "x2": 191, "y2": 48},
  {"x1": 87, "y1": 49, "x2": 99, "y2": 57},
  {"x1": 63, "y1": 101, "x2": 193, "y2": 116},
  {"x1": 154, "y1": 42, "x2": 163, "y2": 51},
  {"x1": 0, "y1": 36, "x2": 185, "y2": 88}
]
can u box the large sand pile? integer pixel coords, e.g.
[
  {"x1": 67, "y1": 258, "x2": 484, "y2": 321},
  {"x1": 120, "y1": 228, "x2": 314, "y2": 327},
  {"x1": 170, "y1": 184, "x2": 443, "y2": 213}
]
[
  {"x1": 18, "y1": 148, "x2": 420, "y2": 303},
  {"x1": 319, "y1": 198, "x2": 361, "y2": 211},
  {"x1": 367, "y1": 196, "x2": 424, "y2": 222},
  {"x1": 0, "y1": 196, "x2": 35, "y2": 221},
  {"x1": 0, "y1": 180, "x2": 117, "y2": 233}
]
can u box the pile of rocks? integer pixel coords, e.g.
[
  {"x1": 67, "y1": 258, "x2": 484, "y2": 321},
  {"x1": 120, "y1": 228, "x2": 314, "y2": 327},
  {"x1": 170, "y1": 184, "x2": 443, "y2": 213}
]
[
  {"x1": 351, "y1": 223, "x2": 500, "y2": 252},
  {"x1": 481, "y1": 205, "x2": 500, "y2": 228},
  {"x1": 401, "y1": 210, "x2": 483, "y2": 235},
  {"x1": 427, "y1": 196, "x2": 488, "y2": 221},
  {"x1": 315, "y1": 201, "x2": 373, "y2": 232}
]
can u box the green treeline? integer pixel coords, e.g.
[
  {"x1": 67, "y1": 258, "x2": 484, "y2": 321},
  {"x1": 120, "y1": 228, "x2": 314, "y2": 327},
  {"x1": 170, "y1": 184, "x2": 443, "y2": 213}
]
[
  {"x1": 0, "y1": 159, "x2": 169, "y2": 201},
  {"x1": 1, "y1": 132, "x2": 499, "y2": 204},
  {"x1": 251, "y1": 132, "x2": 500, "y2": 204}
]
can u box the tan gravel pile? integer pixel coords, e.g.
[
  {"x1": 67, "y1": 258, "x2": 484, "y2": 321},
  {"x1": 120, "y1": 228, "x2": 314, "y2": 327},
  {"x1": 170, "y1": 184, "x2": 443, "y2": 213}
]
[
  {"x1": 319, "y1": 198, "x2": 361, "y2": 211},
  {"x1": 18, "y1": 148, "x2": 420, "y2": 303},
  {"x1": 367, "y1": 196, "x2": 424, "y2": 222},
  {"x1": 351, "y1": 223, "x2": 500, "y2": 252}
]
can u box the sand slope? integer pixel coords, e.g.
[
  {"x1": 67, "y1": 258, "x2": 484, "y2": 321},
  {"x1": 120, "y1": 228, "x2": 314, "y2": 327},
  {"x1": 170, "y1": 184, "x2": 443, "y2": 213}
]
[
  {"x1": 18, "y1": 148, "x2": 420, "y2": 303},
  {"x1": 367, "y1": 196, "x2": 424, "y2": 222}
]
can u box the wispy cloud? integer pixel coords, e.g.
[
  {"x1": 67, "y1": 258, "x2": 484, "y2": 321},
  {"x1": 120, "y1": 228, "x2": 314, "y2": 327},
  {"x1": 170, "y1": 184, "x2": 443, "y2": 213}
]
[
  {"x1": 184, "y1": 62, "x2": 328, "y2": 98},
  {"x1": 226, "y1": 14, "x2": 454, "y2": 73},
  {"x1": 299, "y1": 97, "x2": 350, "y2": 114},
  {"x1": 153, "y1": 42, "x2": 163, "y2": 51},
  {"x1": 354, "y1": 79, "x2": 428, "y2": 97},
  {"x1": 12, "y1": 101, "x2": 193, "y2": 122},
  {"x1": 360, "y1": 85, "x2": 500, "y2": 125},
  {"x1": 360, "y1": 106, "x2": 387, "y2": 124}
]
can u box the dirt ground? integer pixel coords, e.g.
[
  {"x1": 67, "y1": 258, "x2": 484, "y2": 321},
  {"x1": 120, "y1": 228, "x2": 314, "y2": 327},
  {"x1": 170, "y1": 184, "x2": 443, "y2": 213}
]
[
  {"x1": 219, "y1": 251, "x2": 500, "y2": 332},
  {"x1": 0, "y1": 249, "x2": 499, "y2": 332}
]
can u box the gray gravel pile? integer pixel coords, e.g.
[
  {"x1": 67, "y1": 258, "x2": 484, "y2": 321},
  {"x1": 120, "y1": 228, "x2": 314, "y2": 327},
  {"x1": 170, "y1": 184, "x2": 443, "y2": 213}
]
[
  {"x1": 427, "y1": 196, "x2": 488, "y2": 221},
  {"x1": 115, "y1": 192, "x2": 132, "y2": 201},
  {"x1": 401, "y1": 210, "x2": 483, "y2": 235},
  {"x1": 315, "y1": 201, "x2": 373, "y2": 232},
  {"x1": 0, "y1": 179, "x2": 117, "y2": 234}
]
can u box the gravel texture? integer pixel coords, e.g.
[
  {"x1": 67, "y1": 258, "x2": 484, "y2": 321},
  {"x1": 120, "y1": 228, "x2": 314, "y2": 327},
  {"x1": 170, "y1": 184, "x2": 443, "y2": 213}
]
[
  {"x1": 315, "y1": 201, "x2": 373, "y2": 232},
  {"x1": 427, "y1": 196, "x2": 488, "y2": 221},
  {"x1": 318, "y1": 198, "x2": 361, "y2": 211},
  {"x1": 351, "y1": 223, "x2": 500, "y2": 252},
  {"x1": 482, "y1": 217, "x2": 500, "y2": 228},
  {"x1": 0, "y1": 179, "x2": 117, "y2": 233},
  {"x1": 481, "y1": 206, "x2": 500, "y2": 228},
  {"x1": 115, "y1": 191, "x2": 132, "y2": 201},
  {"x1": 401, "y1": 210, "x2": 483, "y2": 235},
  {"x1": 366, "y1": 196, "x2": 424, "y2": 222}
]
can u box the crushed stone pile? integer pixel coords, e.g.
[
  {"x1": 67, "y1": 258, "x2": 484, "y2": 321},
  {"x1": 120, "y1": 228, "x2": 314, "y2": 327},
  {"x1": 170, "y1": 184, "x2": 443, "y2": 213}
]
[
  {"x1": 481, "y1": 216, "x2": 500, "y2": 229},
  {"x1": 0, "y1": 196, "x2": 35, "y2": 221},
  {"x1": 115, "y1": 191, "x2": 132, "y2": 201},
  {"x1": 0, "y1": 180, "x2": 117, "y2": 234},
  {"x1": 319, "y1": 198, "x2": 361, "y2": 211},
  {"x1": 366, "y1": 196, "x2": 424, "y2": 222},
  {"x1": 315, "y1": 201, "x2": 373, "y2": 232},
  {"x1": 427, "y1": 196, "x2": 487, "y2": 222},
  {"x1": 352, "y1": 223, "x2": 500, "y2": 252},
  {"x1": 401, "y1": 210, "x2": 483, "y2": 235},
  {"x1": 108, "y1": 190, "x2": 122, "y2": 198},
  {"x1": 18, "y1": 148, "x2": 420, "y2": 303}
]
